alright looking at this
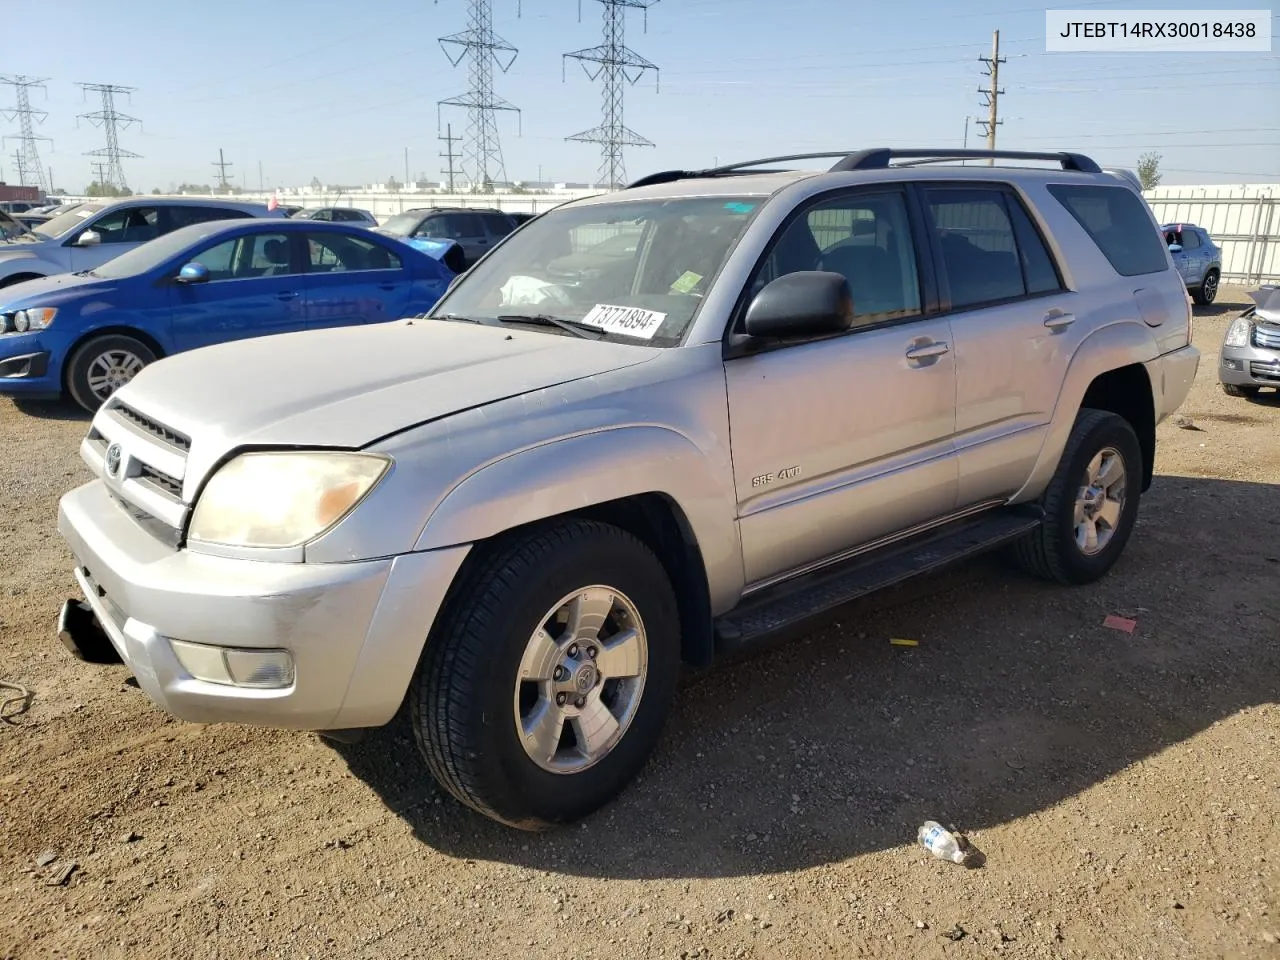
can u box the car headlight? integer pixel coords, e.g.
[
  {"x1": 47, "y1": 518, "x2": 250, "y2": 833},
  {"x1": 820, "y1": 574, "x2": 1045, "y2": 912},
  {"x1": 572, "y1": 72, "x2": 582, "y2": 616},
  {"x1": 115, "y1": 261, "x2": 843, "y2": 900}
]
[
  {"x1": 188, "y1": 451, "x2": 391, "y2": 548},
  {"x1": 1224, "y1": 316, "x2": 1253, "y2": 347},
  {"x1": 22, "y1": 307, "x2": 57, "y2": 331}
]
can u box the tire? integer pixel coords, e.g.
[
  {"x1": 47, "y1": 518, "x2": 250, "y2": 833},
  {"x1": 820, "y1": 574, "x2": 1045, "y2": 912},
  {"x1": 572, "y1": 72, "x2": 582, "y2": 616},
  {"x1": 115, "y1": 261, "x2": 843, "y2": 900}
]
[
  {"x1": 1221, "y1": 383, "x2": 1259, "y2": 398},
  {"x1": 1009, "y1": 408, "x2": 1143, "y2": 586},
  {"x1": 65, "y1": 334, "x2": 157, "y2": 413},
  {"x1": 1192, "y1": 269, "x2": 1219, "y2": 305},
  {"x1": 410, "y1": 518, "x2": 682, "y2": 830}
]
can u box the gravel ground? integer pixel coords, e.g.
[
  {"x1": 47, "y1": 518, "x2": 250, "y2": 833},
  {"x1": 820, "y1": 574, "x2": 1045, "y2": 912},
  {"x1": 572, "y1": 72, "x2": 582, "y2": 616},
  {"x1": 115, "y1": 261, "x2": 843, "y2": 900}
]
[{"x1": 0, "y1": 286, "x2": 1276, "y2": 960}]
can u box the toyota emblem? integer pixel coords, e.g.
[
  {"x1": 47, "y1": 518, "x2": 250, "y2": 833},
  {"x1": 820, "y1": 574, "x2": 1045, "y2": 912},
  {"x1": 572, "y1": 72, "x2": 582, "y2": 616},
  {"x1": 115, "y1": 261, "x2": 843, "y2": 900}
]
[{"x1": 105, "y1": 442, "x2": 122, "y2": 477}]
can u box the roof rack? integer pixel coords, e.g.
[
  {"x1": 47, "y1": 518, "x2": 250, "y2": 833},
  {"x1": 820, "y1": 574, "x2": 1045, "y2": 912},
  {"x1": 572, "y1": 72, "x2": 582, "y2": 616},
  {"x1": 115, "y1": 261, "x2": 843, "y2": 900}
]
[{"x1": 625, "y1": 147, "x2": 1101, "y2": 189}]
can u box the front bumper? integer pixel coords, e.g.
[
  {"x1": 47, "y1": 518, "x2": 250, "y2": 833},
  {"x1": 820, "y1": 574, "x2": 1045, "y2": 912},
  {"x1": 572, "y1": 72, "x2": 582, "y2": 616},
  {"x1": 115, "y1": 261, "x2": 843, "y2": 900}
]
[
  {"x1": 0, "y1": 338, "x2": 58, "y2": 397},
  {"x1": 1219, "y1": 343, "x2": 1280, "y2": 388},
  {"x1": 57, "y1": 480, "x2": 470, "y2": 730}
]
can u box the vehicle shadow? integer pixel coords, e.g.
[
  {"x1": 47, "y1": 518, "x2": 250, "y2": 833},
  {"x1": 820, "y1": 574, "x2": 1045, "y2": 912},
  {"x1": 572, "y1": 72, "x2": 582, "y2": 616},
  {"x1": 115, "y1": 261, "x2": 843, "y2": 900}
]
[
  {"x1": 332, "y1": 474, "x2": 1280, "y2": 880},
  {"x1": 11, "y1": 397, "x2": 92, "y2": 422}
]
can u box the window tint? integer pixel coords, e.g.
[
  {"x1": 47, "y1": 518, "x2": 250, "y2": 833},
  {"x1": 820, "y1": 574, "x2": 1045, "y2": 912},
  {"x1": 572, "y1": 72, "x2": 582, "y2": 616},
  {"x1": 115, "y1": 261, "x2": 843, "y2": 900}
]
[
  {"x1": 168, "y1": 206, "x2": 253, "y2": 229},
  {"x1": 306, "y1": 232, "x2": 402, "y2": 272},
  {"x1": 926, "y1": 189, "x2": 1026, "y2": 308},
  {"x1": 1047, "y1": 184, "x2": 1167, "y2": 277},
  {"x1": 1181, "y1": 229, "x2": 1201, "y2": 250},
  {"x1": 190, "y1": 233, "x2": 295, "y2": 280},
  {"x1": 480, "y1": 213, "x2": 514, "y2": 235},
  {"x1": 750, "y1": 190, "x2": 922, "y2": 324},
  {"x1": 89, "y1": 206, "x2": 160, "y2": 244},
  {"x1": 1005, "y1": 194, "x2": 1063, "y2": 295}
]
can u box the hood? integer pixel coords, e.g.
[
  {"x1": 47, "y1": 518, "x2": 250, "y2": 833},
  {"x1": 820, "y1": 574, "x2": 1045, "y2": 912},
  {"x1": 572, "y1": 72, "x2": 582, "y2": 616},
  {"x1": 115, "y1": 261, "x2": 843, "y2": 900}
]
[
  {"x1": 1248, "y1": 286, "x2": 1280, "y2": 322},
  {"x1": 0, "y1": 271, "x2": 107, "y2": 308},
  {"x1": 113, "y1": 319, "x2": 661, "y2": 486}
]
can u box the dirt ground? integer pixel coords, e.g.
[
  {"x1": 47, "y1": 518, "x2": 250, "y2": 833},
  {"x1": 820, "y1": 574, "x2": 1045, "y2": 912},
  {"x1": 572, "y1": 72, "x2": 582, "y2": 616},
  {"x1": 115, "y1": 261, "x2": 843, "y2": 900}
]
[{"x1": 0, "y1": 285, "x2": 1276, "y2": 960}]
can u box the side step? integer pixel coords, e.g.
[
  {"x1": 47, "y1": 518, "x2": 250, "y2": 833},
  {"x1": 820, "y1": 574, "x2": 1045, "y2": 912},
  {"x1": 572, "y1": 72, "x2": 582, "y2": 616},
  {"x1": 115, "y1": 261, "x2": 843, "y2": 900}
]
[{"x1": 713, "y1": 507, "x2": 1042, "y2": 653}]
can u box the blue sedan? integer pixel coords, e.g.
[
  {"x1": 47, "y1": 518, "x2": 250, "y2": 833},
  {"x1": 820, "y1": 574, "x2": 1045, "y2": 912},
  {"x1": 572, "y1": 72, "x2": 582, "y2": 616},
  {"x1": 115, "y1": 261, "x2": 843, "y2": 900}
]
[{"x1": 0, "y1": 218, "x2": 457, "y2": 412}]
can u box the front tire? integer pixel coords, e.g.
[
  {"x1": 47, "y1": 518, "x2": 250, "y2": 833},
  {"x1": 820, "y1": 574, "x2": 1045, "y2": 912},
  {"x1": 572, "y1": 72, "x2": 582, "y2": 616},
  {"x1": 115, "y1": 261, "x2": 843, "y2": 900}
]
[
  {"x1": 1221, "y1": 382, "x2": 1260, "y2": 398},
  {"x1": 410, "y1": 519, "x2": 682, "y2": 830},
  {"x1": 65, "y1": 334, "x2": 156, "y2": 413},
  {"x1": 1010, "y1": 408, "x2": 1143, "y2": 585},
  {"x1": 1192, "y1": 269, "x2": 1219, "y2": 305}
]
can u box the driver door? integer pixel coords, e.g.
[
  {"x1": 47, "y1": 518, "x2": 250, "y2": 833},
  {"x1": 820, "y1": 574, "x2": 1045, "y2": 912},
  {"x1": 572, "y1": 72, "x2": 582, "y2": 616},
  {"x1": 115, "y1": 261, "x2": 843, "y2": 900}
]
[{"x1": 723, "y1": 187, "x2": 959, "y2": 586}]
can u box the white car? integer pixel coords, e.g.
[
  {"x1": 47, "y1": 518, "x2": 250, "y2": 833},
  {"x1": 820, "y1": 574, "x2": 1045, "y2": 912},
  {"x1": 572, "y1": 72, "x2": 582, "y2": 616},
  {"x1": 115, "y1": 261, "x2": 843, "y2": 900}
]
[{"x1": 0, "y1": 197, "x2": 286, "y2": 289}]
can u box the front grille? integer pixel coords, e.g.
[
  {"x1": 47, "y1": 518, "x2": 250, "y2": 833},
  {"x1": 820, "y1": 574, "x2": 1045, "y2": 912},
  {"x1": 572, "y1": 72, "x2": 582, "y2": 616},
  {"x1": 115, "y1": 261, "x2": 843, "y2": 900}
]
[
  {"x1": 111, "y1": 401, "x2": 192, "y2": 453},
  {"x1": 1249, "y1": 361, "x2": 1280, "y2": 382},
  {"x1": 137, "y1": 463, "x2": 183, "y2": 500},
  {"x1": 1253, "y1": 322, "x2": 1280, "y2": 350}
]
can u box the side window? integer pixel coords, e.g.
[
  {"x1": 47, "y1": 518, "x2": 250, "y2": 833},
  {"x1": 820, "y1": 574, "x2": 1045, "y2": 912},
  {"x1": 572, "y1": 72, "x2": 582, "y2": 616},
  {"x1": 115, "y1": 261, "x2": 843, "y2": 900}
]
[
  {"x1": 480, "y1": 213, "x2": 513, "y2": 237},
  {"x1": 89, "y1": 206, "x2": 160, "y2": 244},
  {"x1": 1046, "y1": 184, "x2": 1168, "y2": 277},
  {"x1": 189, "y1": 232, "x2": 294, "y2": 280},
  {"x1": 748, "y1": 190, "x2": 922, "y2": 326},
  {"x1": 1181, "y1": 229, "x2": 1201, "y2": 250},
  {"x1": 167, "y1": 206, "x2": 253, "y2": 230},
  {"x1": 306, "y1": 232, "x2": 402, "y2": 273},
  {"x1": 416, "y1": 215, "x2": 456, "y2": 239},
  {"x1": 331, "y1": 209, "x2": 357, "y2": 222},
  {"x1": 1005, "y1": 194, "x2": 1064, "y2": 295},
  {"x1": 925, "y1": 188, "x2": 1026, "y2": 309}
]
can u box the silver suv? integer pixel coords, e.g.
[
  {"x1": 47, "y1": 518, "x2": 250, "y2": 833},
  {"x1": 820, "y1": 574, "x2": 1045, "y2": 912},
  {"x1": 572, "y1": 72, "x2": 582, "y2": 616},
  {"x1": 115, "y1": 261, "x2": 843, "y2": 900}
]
[{"x1": 56, "y1": 148, "x2": 1199, "y2": 830}]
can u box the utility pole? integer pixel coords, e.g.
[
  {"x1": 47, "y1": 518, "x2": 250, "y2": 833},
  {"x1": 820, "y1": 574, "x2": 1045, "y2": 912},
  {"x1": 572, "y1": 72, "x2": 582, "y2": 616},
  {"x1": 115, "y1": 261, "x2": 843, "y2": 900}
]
[
  {"x1": 977, "y1": 29, "x2": 1005, "y2": 165},
  {"x1": 212, "y1": 148, "x2": 234, "y2": 192},
  {"x1": 76, "y1": 82, "x2": 142, "y2": 191},
  {"x1": 0, "y1": 75, "x2": 53, "y2": 193},
  {"x1": 404, "y1": 146, "x2": 410, "y2": 187},
  {"x1": 258, "y1": 159, "x2": 264, "y2": 193},
  {"x1": 91, "y1": 161, "x2": 108, "y2": 189},
  {"x1": 439, "y1": 122, "x2": 461, "y2": 193}
]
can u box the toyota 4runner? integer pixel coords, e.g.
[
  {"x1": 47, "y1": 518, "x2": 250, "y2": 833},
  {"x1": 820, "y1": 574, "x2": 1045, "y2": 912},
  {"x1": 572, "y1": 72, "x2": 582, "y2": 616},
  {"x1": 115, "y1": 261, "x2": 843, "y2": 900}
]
[{"x1": 55, "y1": 148, "x2": 1200, "y2": 830}]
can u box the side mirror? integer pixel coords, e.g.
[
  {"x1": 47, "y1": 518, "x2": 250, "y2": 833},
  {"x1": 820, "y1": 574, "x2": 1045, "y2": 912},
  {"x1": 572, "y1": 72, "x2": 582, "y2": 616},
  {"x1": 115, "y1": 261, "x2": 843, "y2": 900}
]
[
  {"x1": 743, "y1": 271, "x2": 854, "y2": 340},
  {"x1": 176, "y1": 261, "x2": 210, "y2": 284},
  {"x1": 1167, "y1": 243, "x2": 1183, "y2": 253},
  {"x1": 74, "y1": 229, "x2": 102, "y2": 247}
]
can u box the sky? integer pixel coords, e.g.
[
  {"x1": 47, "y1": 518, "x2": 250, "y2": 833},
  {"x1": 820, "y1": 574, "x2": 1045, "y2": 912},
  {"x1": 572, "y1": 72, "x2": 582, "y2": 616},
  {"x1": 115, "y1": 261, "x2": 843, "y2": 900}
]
[{"x1": 2, "y1": 0, "x2": 1278, "y2": 193}]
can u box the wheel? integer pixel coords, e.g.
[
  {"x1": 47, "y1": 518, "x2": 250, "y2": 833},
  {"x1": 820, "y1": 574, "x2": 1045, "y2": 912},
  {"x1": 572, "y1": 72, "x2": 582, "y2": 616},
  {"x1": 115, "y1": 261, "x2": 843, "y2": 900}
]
[
  {"x1": 1221, "y1": 382, "x2": 1260, "y2": 398},
  {"x1": 410, "y1": 518, "x2": 682, "y2": 830},
  {"x1": 1009, "y1": 408, "x2": 1143, "y2": 585},
  {"x1": 1192, "y1": 269, "x2": 1219, "y2": 305},
  {"x1": 65, "y1": 334, "x2": 157, "y2": 413}
]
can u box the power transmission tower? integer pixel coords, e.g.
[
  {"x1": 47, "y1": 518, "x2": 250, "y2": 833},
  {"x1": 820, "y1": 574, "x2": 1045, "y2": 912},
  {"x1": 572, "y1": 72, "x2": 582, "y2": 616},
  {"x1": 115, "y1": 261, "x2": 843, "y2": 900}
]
[
  {"x1": 436, "y1": 0, "x2": 522, "y2": 192},
  {"x1": 439, "y1": 123, "x2": 462, "y2": 193},
  {"x1": 76, "y1": 82, "x2": 142, "y2": 191},
  {"x1": 564, "y1": 0, "x2": 660, "y2": 190},
  {"x1": 212, "y1": 148, "x2": 234, "y2": 192},
  {"x1": 976, "y1": 29, "x2": 1005, "y2": 165},
  {"x1": 0, "y1": 75, "x2": 53, "y2": 192}
]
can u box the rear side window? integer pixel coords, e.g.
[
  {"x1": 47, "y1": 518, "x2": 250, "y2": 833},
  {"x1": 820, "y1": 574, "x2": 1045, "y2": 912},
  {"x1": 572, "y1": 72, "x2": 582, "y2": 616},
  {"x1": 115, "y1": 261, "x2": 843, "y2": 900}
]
[
  {"x1": 1047, "y1": 184, "x2": 1167, "y2": 277},
  {"x1": 1181, "y1": 229, "x2": 1201, "y2": 250},
  {"x1": 480, "y1": 213, "x2": 514, "y2": 236},
  {"x1": 168, "y1": 206, "x2": 253, "y2": 229}
]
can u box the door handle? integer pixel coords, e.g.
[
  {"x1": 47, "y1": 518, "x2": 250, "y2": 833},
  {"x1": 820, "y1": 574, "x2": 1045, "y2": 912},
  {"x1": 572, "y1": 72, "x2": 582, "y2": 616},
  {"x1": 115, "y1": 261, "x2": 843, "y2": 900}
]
[
  {"x1": 905, "y1": 340, "x2": 950, "y2": 361},
  {"x1": 276, "y1": 291, "x2": 298, "y2": 301},
  {"x1": 1043, "y1": 311, "x2": 1075, "y2": 331}
]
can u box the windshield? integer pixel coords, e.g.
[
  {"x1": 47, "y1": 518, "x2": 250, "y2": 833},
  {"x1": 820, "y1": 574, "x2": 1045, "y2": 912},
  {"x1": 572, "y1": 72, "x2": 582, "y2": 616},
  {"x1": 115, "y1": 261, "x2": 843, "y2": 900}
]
[
  {"x1": 0, "y1": 213, "x2": 29, "y2": 241},
  {"x1": 91, "y1": 223, "x2": 228, "y2": 280},
  {"x1": 430, "y1": 195, "x2": 762, "y2": 345},
  {"x1": 32, "y1": 203, "x2": 103, "y2": 239},
  {"x1": 377, "y1": 211, "x2": 424, "y2": 236}
]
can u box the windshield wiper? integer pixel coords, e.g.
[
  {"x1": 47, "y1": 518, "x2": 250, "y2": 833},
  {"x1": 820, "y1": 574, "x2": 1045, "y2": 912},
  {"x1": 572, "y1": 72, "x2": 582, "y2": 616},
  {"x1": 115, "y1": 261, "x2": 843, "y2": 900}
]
[
  {"x1": 495, "y1": 313, "x2": 604, "y2": 340},
  {"x1": 73, "y1": 269, "x2": 99, "y2": 278}
]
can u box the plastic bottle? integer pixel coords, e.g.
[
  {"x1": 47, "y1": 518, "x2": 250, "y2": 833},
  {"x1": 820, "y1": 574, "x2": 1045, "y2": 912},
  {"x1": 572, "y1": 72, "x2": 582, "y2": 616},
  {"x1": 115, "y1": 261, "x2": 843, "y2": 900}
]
[{"x1": 918, "y1": 821, "x2": 967, "y2": 864}]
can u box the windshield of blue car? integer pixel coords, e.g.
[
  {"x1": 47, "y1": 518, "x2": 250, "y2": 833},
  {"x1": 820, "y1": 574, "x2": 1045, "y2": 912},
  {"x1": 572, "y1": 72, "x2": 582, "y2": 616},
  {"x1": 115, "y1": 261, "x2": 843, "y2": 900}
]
[
  {"x1": 31, "y1": 203, "x2": 104, "y2": 239},
  {"x1": 90, "y1": 224, "x2": 228, "y2": 279},
  {"x1": 377, "y1": 212, "x2": 423, "y2": 236},
  {"x1": 429, "y1": 195, "x2": 763, "y2": 346}
]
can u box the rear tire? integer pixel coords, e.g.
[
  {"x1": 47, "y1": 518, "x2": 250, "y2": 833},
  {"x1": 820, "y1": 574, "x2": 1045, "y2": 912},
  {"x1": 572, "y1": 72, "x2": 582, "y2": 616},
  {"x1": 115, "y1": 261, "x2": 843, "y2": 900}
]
[
  {"x1": 1009, "y1": 408, "x2": 1143, "y2": 586},
  {"x1": 1192, "y1": 269, "x2": 1219, "y2": 305},
  {"x1": 1221, "y1": 383, "x2": 1259, "y2": 398},
  {"x1": 65, "y1": 334, "x2": 157, "y2": 413},
  {"x1": 410, "y1": 519, "x2": 681, "y2": 830}
]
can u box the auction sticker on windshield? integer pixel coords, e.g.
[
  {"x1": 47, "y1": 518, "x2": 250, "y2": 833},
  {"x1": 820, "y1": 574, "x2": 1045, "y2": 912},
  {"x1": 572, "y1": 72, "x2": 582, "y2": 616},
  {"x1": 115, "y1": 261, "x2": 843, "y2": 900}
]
[{"x1": 581, "y1": 303, "x2": 668, "y2": 339}]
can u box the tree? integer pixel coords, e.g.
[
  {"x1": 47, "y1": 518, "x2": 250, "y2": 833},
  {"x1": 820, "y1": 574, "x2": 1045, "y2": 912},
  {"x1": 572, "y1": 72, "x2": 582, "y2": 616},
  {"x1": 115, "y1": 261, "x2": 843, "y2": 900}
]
[
  {"x1": 1137, "y1": 151, "x2": 1162, "y2": 190},
  {"x1": 84, "y1": 181, "x2": 132, "y2": 198}
]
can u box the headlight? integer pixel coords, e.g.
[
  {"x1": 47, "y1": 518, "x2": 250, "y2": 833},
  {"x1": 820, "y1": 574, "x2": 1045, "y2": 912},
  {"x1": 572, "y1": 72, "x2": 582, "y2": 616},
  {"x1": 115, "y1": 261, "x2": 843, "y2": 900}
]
[
  {"x1": 22, "y1": 307, "x2": 57, "y2": 330},
  {"x1": 13, "y1": 310, "x2": 28, "y2": 332},
  {"x1": 1224, "y1": 317, "x2": 1253, "y2": 347},
  {"x1": 188, "y1": 451, "x2": 391, "y2": 548}
]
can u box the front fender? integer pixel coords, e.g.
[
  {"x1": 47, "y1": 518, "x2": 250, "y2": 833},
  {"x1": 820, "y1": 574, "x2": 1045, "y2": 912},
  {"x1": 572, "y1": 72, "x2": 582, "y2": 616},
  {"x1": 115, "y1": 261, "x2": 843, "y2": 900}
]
[
  {"x1": 1011, "y1": 319, "x2": 1158, "y2": 502},
  {"x1": 0, "y1": 254, "x2": 57, "y2": 282},
  {"x1": 413, "y1": 425, "x2": 745, "y2": 613}
]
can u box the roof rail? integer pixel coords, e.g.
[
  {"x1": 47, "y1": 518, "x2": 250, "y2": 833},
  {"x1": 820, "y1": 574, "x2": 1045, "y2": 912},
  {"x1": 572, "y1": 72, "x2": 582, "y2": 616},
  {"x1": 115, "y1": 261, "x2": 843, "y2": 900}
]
[
  {"x1": 625, "y1": 152, "x2": 864, "y2": 189},
  {"x1": 830, "y1": 148, "x2": 1101, "y2": 173}
]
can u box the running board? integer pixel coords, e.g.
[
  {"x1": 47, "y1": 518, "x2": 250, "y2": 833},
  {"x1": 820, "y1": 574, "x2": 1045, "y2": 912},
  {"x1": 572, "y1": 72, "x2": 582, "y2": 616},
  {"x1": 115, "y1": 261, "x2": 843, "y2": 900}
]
[{"x1": 714, "y1": 507, "x2": 1043, "y2": 653}]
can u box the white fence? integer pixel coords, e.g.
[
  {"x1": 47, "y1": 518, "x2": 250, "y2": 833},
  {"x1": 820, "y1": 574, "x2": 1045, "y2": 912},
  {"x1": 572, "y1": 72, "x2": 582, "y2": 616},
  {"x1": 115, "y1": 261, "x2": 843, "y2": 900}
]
[{"x1": 1143, "y1": 184, "x2": 1278, "y2": 285}]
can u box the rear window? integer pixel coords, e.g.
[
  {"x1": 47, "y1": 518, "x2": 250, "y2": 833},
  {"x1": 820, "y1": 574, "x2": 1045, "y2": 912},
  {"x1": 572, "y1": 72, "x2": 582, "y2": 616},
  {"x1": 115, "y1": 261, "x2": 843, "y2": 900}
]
[{"x1": 1046, "y1": 184, "x2": 1167, "y2": 277}]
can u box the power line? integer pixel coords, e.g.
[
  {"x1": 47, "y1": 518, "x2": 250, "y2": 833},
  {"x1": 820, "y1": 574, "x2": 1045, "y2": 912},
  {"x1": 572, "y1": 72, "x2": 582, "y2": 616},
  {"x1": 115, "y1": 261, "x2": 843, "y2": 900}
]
[
  {"x1": 977, "y1": 29, "x2": 1006, "y2": 164},
  {"x1": 76, "y1": 82, "x2": 141, "y2": 192},
  {"x1": 0, "y1": 75, "x2": 52, "y2": 193},
  {"x1": 439, "y1": 122, "x2": 462, "y2": 192},
  {"x1": 564, "y1": 0, "x2": 661, "y2": 190},
  {"x1": 212, "y1": 148, "x2": 234, "y2": 191},
  {"x1": 437, "y1": 0, "x2": 522, "y2": 192}
]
